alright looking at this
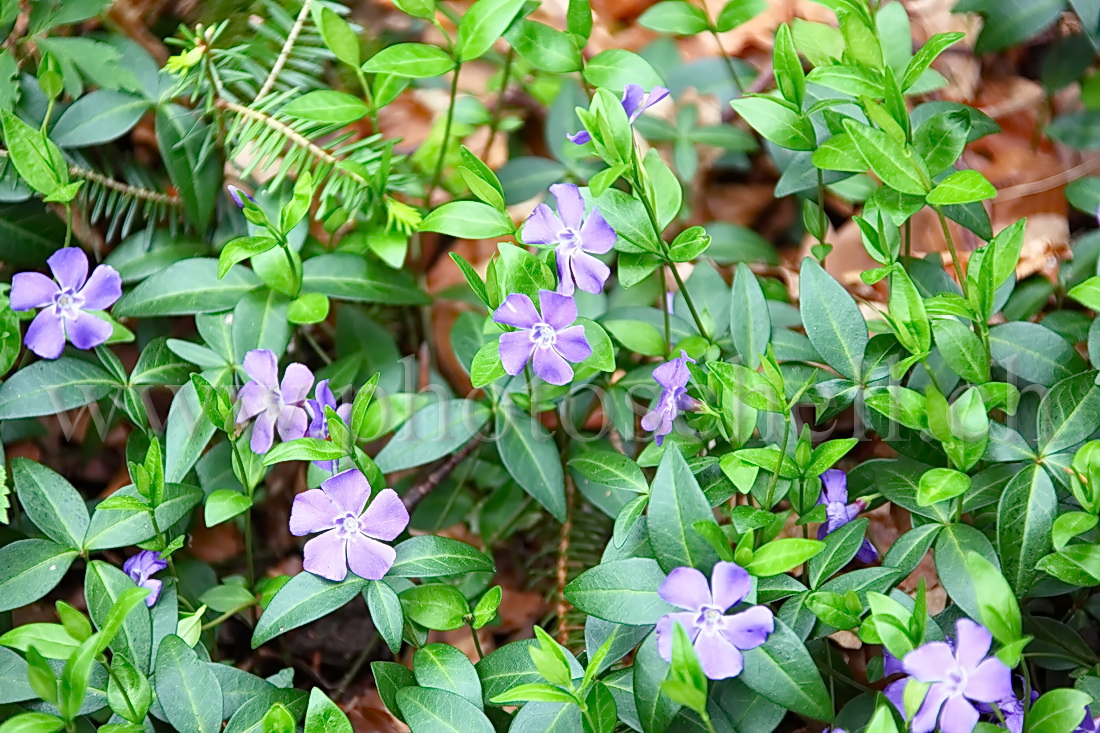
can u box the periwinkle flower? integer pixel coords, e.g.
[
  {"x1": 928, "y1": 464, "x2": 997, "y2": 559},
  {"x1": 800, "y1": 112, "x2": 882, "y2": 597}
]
[
  {"x1": 10, "y1": 247, "x2": 122, "y2": 359},
  {"x1": 1076, "y1": 707, "x2": 1099, "y2": 733},
  {"x1": 521, "y1": 184, "x2": 615, "y2": 296},
  {"x1": 641, "y1": 350, "x2": 700, "y2": 446},
  {"x1": 655, "y1": 561, "x2": 774, "y2": 680},
  {"x1": 493, "y1": 290, "x2": 591, "y2": 386},
  {"x1": 568, "y1": 83, "x2": 670, "y2": 145},
  {"x1": 289, "y1": 468, "x2": 409, "y2": 582},
  {"x1": 306, "y1": 379, "x2": 352, "y2": 473},
  {"x1": 228, "y1": 185, "x2": 254, "y2": 208},
  {"x1": 123, "y1": 550, "x2": 167, "y2": 607},
  {"x1": 900, "y1": 619, "x2": 1013, "y2": 733},
  {"x1": 817, "y1": 469, "x2": 877, "y2": 563},
  {"x1": 236, "y1": 349, "x2": 313, "y2": 454}
]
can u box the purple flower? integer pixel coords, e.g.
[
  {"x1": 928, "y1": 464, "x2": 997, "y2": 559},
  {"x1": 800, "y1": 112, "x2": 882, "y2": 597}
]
[
  {"x1": 641, "y1": 350, "x2": 699, "y2": 447},
  {"x1": 521, "y1": 184, "x2": 615, "y2": 296},
  {"x1": 568, "y1": 83, "x2": 670, "y2": 145},
  {"x1": 123, "y1": 550, "x2": 168, "y2": 607},
  {"x1": 655, "y1": 561, "x2": 774, "y2": 680},
  {"x1": 306, "y1": 379, "x2": 352, "y2": 473},
  {"x1": 492, "y1": 290, "x2": 591, "y2": 386},
  {"x1": 236, "y1": 349, "x2": 313, "y2": 455},
  {"x1": 900, "y1": 619, "x2": 1013, "y2": 733},
  {"x1": 817, "y1": 469, "x2": 877, "y2": 563},
  {"x1": 10, "y1": 247, "x2": 122, "y2": 359},
  {"x1": 228, "y1": 185, "x2": 254, "y2": 208},
  {"x1": 289, "y1": 468, "x2": 409, "y2": 582},
  {"x1": 1076, "y1": 707, "x2": 1099, "y2": 733}
]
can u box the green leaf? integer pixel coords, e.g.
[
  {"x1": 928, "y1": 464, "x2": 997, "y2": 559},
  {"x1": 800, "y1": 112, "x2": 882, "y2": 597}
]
[
  {"x1": 917, "y1": 467, "x2": 971, "y2": 506},
  {"x1": 964, "y1": 552, "x2": 1023, "y2": 662},
  {"x1": 582, "y1": 49, "x2": 664, "y2": 91},
  {"x1": 843, "y1": 119, "x2": 931, "y2": 195},
  {"x1": 730, "y1": 95, "x2": 815, "y2": 150},
  {"x1": 1069, "y1": 276, "x2": 1100, "y2": 310},
  {"x1": 1052, "y1": 512, "x2": 1098, "y2": 551},
  {"x1": 413, "y1": 643, "x2": 483, "y2": 708},
  {"x1": 50, "y1": 90, "x2": 148, "y2": 147},
  {"x1": 638, "y1": 1, "x2": 709, "y2": 35},
  {"x1": 0, "y1": 623, "x2": 78, "y2": 659},
  {"x1": 507, "y1": 21, "x2": 582, "y2": 73},
  {"x1": 926, "y1": 169, "x2": 997, "y2": 206},
  {"x1": 1039, "y1": 371, "x2": 1100, "y2": 454},
  {"x1": 1, "y1": 111, "x2": 67, "y2": 194},
  {"x1": 218, "y1": 235, "x2": 278, "y2": 277},
  {"x1": 302, "y1": 253, "x2": 429, "y2": 305},
  {"x1": 903, "y1": 32, "x2": 965, "y2": 89},
  {"x1": 0, "y1": 713, "x2": 64, "y2": 733},
  {"x1": 808, "y1": 517, "x2": 869, "y2": 588},
  {"x1": 1038, "y1": 545, "x2": 1100, "y2": 586},
  {"x1": 388, "y1": 536, "x2": 496, "y2": 578},
  {"x1": 497, "y1": 403, "x2": 566, "y2": 521},
  {"x1": 568, "y1": 450, "x2": 648, "y2": 494},
  {"x1": 648, "y1": 445, "x2": 720, "y2": 573},
  {"x1": 252, "y1": 573, "x2": 366, "y2": 647},
  {"x1": 1025, "y1": 689, "x2": 1091, "y2": 733},
  {"x1": 85, "y1": 561, "x2": 151, "y2": 673},
  {"x1": 396, "y1": 687, "x2": 495, "y2": 733},
  {"x1": 154, "y1": 635, "x2": 222, "y2": 733},
  {"x1": 934, "y1": 523, "x2": 998, "y2": 620},
  {"x1": 304, "y1": 688, "x2": 353, "y2": 733},
  {"x1": 263, "y1": 437, "x2": 345, "y2": 465},
  {"x1": 989, "y1": 322, "x2": 1084, "y2": 387},
  {"x1": 420, "y1": 201, "x2": 514, "y2": 239},
  {"x1": 317, "y1": 6, "x2": 360, "y2": 67},
  {"x1": 564, "y1": 558, "x2": 676, "y2": 625},
  {"x1": 374, "y1": 399, "x2": 489, "y2": 473},
  {"x1": 933, "y1": 319, "x2": 989, "y2": 383},
  {"x1": 364, "y1": 43, "x2": 455, "y2": 78},
  {"x1": 155, "y1": 104, "x2": 220, "y2": 230},
  {"x1": 730, "y1": 263, "x2": 771, "y2": 368},
  {"x1": 0, "y1": 357, "x2": 118, "y2": 419},
  {"x1": 365, "y1": 580, "x2": 404, "y2": 654},
  {"x1": 204, "y1": 489, "x2": 252, "y2": 526},
  {"x1": 997, "y1": 465, "x2": 1056, "y2": 596},
  {"x1": 454, "y1": 0, "x2": 528, "y2": 62},
  {"x1": 12, "y1": 458, "x2": 89, "y2": 549},
  {"x1": 113, "y1": 258, "x2": 261, "y2": 317},
  {"x1": 799, "y1": 257, "x2": 867, "y2": 381},
  {"x1": 746, "y1": 538, "x2": 824, "y2": 576},
  {"x1": 741, "y1": 619, "x2": 832, "y2": 722},
  {"x1": 772, "y1": 23, "x2": 805, "y2": 108}
]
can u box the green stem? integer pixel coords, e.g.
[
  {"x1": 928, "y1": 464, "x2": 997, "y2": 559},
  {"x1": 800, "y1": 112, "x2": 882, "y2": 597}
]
[
  {"x1": 354, "y1": 68, "x2": 380, "y2": 131},
  {"x1": 201, "y1": 601, "x2": 256, "y2": 631},
  {"x1": 700, "y1": 709, "x2": 719, "y2": 733},
  {"x1": 764, "y1": 411, "x2": 792, "y2": 509},
  {"x1": 660, "y1": 264, "x2": 671, "y2": 352},
  {"x1": 280, "y1": 243, "x2": 301, "y2": 298},
  {"x1": 483, "y1": 49, "x2": 515, "y2": 158},
  {"x1": 469, "y1": 624, "x2": 485, "y2": 660},
  {"x1": 903, "y1": 220, "x2": 912, "y2": 260},
  {"x1": 427, "y1": 62, "x2": 462, "y2": 202},
  {"x1": 815, "y1": 168, "x2": 827, "y2": 247},
  {"x1": 709, "y1": 30, "x2": 743, "y2": 95},
  {"x1": 936, "y1": 211, "x2": 967, "y2": 298}
]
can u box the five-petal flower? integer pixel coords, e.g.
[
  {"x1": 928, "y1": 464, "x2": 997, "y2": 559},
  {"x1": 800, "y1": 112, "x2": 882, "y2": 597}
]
[
  {"x1": 306, "y1": 378, "x2": 352, "y2": 473},
  {"x1": 817, "y1": 469, "x2": 877, "y2": 563},
  {"x1": 10, "y1": 247, "x2": 122, "y2": 359},
  {"x1": 641, "y1": 350, "x2": 699, "y2": 446},
  {"x1": 123, "y1": 550, "x2": 168, "y2": 607},
  {"x1": 655, "y1": 561, "x2": 775, "y2": 680},
  {"x1": 493, "y1": 290, "x2": 591, "y2": 386},
  {"x1": 568, "y1": 83, "x2": 670, "y2": 145},
  {"x1": 289, "y1": 468, "x2": 409, "y2": 582},
  {"x1": 521, "y1": 184, "x2": 615, "y2": 296},
  {"x1": 236, "y1": 349, "x2": 314, "y2": 454}
]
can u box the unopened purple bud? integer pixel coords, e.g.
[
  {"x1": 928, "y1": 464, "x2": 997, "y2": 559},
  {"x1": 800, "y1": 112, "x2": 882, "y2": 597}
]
[{"x1": 228, "y1": 185, "x2": 254, "y2": 209}]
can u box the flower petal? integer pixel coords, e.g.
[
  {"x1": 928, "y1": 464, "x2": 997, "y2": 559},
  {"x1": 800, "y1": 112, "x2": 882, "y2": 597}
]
[
  {"x1": 532, "y1": 345, "x2": 573, "y2": 385},
  {"x1": 321, "y1": 468, "x2": 372, "y2": 516},
  {"x1": 556, "y1": 251, "x2": 577, "y2": 297},
  {"x1": 569, "y1": 252, "x2": 610, "y2": 295},
  {"x1": 314, "y1": 379, "x2": 337, "y2": 411},
  {"x1": 554, "y1": 325, "x2": 591, "y2": 363},
  {"x1": 903, "y1": 641, "x2": 957, "y2": 683},
  {"x1": 655, "y1": 611, "x2": 700, "y2": 661},
  {"x1": 302, "y1": 530, "x2": 349, "y2": 581},
  {"x1": 521, "y1": 204, "x2": 566, "y2": 245},
  {"x1": 658, "y1": 566, "x2": 710, "y2": 611},
  {"x1": 963, "y1": 658, "x2": 1012, "y2": 703},
  {"x1": 709, "y1": 561, "x2": 752, "y2": 611},
  {"x1": 250, "y1": 411, "x2": 276, "y2": 454},
  {"x1": 143, "y1": 579, "x2": 163, "y2": 607},
  {"x1": 289, "y1": 488, "x2": 339, "y2": 536},
  {"x1": 243, "y1": 349, "x2": 279, "y2": 387},
  {"x1": 24, "y1": 309, "x2": 65, "y2": 359},
  {"x1": 884, "y1": 678, "x2": 908, "y2": 718},
  {"x1": 696, "y1": 626, "x2": 746, "y2": 680},
  {"x1": 65, "y1": 310, "x2": 112, "y2": 350},
  {"x1": 277, "y1": 404, "x2": 308, "y2": 442},
  {"x1": 652, "y1": 354, "x2": 692, "y2": 391},
  {"x1": 820, "y1": 469, "x2": 848, "y2": 504},
  {"x1": 579, "y1": 208, "x2": 616, "y2": 254},
  {"x1": 910, "y1": 684, "x2": 951, "y2": 733},
  {"x1": 938, "y1": 694, "x2": 979, "y2": 733},
  {"x1": 493, "y1": 293, "x2": 540, "y2": 329},
  {"x1": 47, "y1": 247, "x2": 88, "y2": 291},
  {"x1": 621, "y1": 84, "x2": 646, "y2": 118},
  {"x1": 954, "y1": 618, "x2": 993, "y2": 672},
  {"x1": 550, "y1": 183, "x2": 585, "y2": 230},
  {"x1": 10, "y1": 272, "x2": 58, "y2": 311},
  {"x1": 346, "y1": 533, "x2": 397, "y2": 580},
  {"x1": 306, "y1": 398, "x2": 327, "y2": 438},
  {"x1": 236, "y1": 382, "x2": 269, "y2": 422},
  {"x1": 499, "y1": 331, "x2": 535, "y2": 376},
  {"x1": 855, "y1": 538, "x2": 879, "y2": 563},
  {"x1": 720, "y1": 605, "x2": 774, "y2": 650},
  {"x1": 640, "y1": 86, "x2": 670, "y2": 115},
  {"x1": 280, "y1": 363, "x2": 314, "y2": 404},
  {"x1": 567, "y1": 129, "x2": 592, "y2": 145},
  {"x1": 538, "y1": 289, "x2": 578, "y2": 331},
  {"x1": 359, "y1": 488, "x2": 409, "y2": 541},
  {"x1": 78, "y1": 265, "x2": 122, "y2": 310}
]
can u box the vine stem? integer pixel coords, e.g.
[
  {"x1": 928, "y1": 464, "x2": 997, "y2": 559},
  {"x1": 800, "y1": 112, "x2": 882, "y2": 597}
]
[
  {"x1": 427, "y1": 62, "x2": 462, "y2": 202},
  {"x1": 469, "y1": 625, "x2": 485, "y2": 660},
  {"x1": 0, "y1": 149, "x2": 181, "y2": 206},
  {"x1": 937, "y1": 211, "x2": 968, "y2": 298},
  {"x1": 482, "y1": 49, "x2": 515, "y2": 158},
  {"x1": 764, "y1": 411, "x2": 792, "y2": 509},
  {"x1": 256, "y1": 0, "x2": 314, "y2": 102}
]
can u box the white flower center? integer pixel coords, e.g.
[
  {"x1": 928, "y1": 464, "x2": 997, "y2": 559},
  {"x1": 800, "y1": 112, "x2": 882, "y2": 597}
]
[
  {"x1": 54, "y1": 290, "x2": 83, "y2": 317},
  {"x1": 943, "y1": 668, "x2": 967, "y2": 696},
  {"x1": 264, "y1": 388, "x2": 282, "y2": 413},
  {"x1": 530, "y1": 322, "x2": 556, "y2": 348},
  {"x1": 336, "y1": 513, "x2": 360, "y2": 536},
  {"x1": 699, "y1": 605, "x2": 723, "y2": 631},
  {"x1": 559, "y1": 228, "x2": 582, "y2": 252}
]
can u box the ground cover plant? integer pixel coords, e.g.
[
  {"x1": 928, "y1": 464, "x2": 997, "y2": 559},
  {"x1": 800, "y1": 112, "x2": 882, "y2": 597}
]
[{"x1": 1, "y1": 0, "x2": 1100, "y2": 731}]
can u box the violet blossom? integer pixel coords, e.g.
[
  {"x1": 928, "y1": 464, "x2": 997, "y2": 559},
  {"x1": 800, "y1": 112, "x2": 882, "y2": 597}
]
[
  {"x1": 817, "y1": 469, "x2": 877, "y2": 563},
  {"x1": 641, "y1": 350, "x2": 699, "y2": 446},
  {"x1": 1076, "y1": 707, "x2": 1099, "y2": 733},
  {"x1": 228, "y1": 185, "x2": 254, "y2": 208},
  {"x1": 289, "y1": 468, "x2": 409, "y2": 582},
  {"x1": 306, "y1": 379, "x2": 352, "y2": 473},
  {"x1": 655, "y1": 561, "x2": 774, "y2": 680},
  {"x1": 568, "y1": 83, "x2": 670, "y2": 145},
  {"x1": 897, "y1": 619, "x2": 1013, "y2": 733},
  {"x1": 236, "y1": 349, "x2": 313, "y2": 454},
  {"x1": 10, "y1": 247, "x2": 122, "y2": 360},
  {"x1": 521, "y1": 184, "x2": 615, "y2": 296},
  {"x1": 124, "y1": 550, "x2": 167, "y2": 607},
  {"x1": 493, "y1": 290, "x2": 591, "y2": 386}
]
